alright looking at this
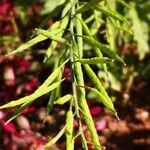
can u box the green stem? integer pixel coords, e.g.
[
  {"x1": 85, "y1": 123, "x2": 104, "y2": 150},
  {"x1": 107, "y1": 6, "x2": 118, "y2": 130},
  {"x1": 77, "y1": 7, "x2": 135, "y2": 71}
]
[
  {"x1": 70, "y1": 4, "x2": 88, "y2": 149},
  {"x1": 71, "y1": 2, "x2": 101, "y2": 149}
]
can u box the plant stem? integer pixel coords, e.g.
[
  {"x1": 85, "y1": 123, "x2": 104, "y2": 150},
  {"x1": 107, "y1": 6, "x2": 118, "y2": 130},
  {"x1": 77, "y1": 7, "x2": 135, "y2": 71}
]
[
  {"x1": 69, "y1": 1, "x2": 101, "y2": 149},
  {"x1": 70, "y1": 3, "x2": 88, "y2": 149}
]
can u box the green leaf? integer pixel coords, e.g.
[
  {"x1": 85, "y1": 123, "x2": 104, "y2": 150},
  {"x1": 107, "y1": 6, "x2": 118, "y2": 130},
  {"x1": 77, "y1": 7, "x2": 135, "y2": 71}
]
[
  {"x1": 5, "y1": 35, "x2": 47, "y2": 56},
  {"x1": 41, "y1": 0, "x2": 61, "y2": 15},
  {"x1": 38, "y1": 58, "x2": 69, "y2": 90},
  {"x1": 36, "y1": 28, "x2": 67, "y2": 44},
  {"x1": 75, "y1": 0, "x2": 103, "y2": 15},
  {"x1": 129, "y1": 3, "x2": 149, "y2": 60},
  {"x1": 37, "y1": 68, "x2": 61, "y2": 90},
  {"x1": 44, "y1": 41, "x2": 57, "y2": 61},
  {"x1": 54, "y1": 94, "x2": 72, "y2": 105},
  {"x1": 45, "y1": 59, "x2": 69, "y2": 117},
  {"x1": 5, "y1": 18, "x2": 65, "y2": 57},
  {"x1": 95, "y1": 5, "x2": 128, "y2": 23},
  {"x1": 0, "y1": 94, "x2": 35, "y2": 109},
  {"x1": 117, "y1": 0, "x2": 131, "y2": 9}
]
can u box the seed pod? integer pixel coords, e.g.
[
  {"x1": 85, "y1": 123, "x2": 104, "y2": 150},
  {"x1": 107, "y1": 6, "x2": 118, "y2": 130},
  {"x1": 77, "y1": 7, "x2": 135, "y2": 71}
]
[
  {"x1": 54, "y1": 94, "x2": 72, "y2": 105},
  {"x1": 62, "y1": 1, "x2": 72, "y2": 18},
  {"x1": 66, "y1": 107, "x2": 74, "y2": 150},
  {"x1": 38, "y1": 58, "x2": 69, "y2": 90},
  {"x1": 81, "y1": 35, "x2": 125, "y2": 65},
  {"x1": 83, "y1": 64, "x2": 109, "y2": 98},
  {"x1": 77, "y1": 17, "x2": 92, "y2": 36},
  {"x1": 77, "y1": 84, "x2": 116, "y2": 114},
  {"x1": 78, "y1": 17, "x2": 108, "y2": 74},
  {"x1": 44, "y1": 127, "x2": 65, "y2": 148},
  {"x1": 90, "y1": 87, "x2": 116, "y2": 113},
  {"x1": 5, "y1": 102, "x2": 32, "y2": 124},
  {"x1": 74, "y1": 57, "x2": 113, "y2": 64},
  {"x1": 0, "y1": 80, "x2": 63, "y2": 109}
]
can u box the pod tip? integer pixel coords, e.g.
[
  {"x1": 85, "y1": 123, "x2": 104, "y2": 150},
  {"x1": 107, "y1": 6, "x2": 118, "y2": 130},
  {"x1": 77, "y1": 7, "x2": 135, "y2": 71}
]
[{"x1": 115, "y1": 112, "x2": 120, "y2": 120}]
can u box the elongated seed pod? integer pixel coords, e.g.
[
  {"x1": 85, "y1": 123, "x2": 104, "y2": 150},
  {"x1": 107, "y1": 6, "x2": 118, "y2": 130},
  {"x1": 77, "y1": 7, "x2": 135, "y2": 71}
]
[
  {"x1": 90, "y1": 87, "x2": 116, "y2": 113},
  {"x1": 44, "y1": 127, "x2": 65, "y2": 148},
  {"x1": 38, "y1": 68, "x2": 61, "y2": 91},
  {"x1": 71, "y1": 11, "x2": 100, "y2": 148},
  {"x1": 62, "y1": 1, "x2": 72, "y2": 18},
  {"x1": 5, "y1": 101, "x2": 32, "y2": 124},
  {"x1": 38, "y1": 58, "x2": 69, "y2": 91},
  {"x1": 77, "y1": 17, "x2": 108, "y2": 74},
  {"x1": 0, "y1": 80, "x2": 63, "y2": 109},
  {"x1": 77, "y1": 17, "x2": 92, "y2": 36},
  {"x1": 74, "y1": 57, "x2": 113, "y2": 64},
  {"x1": 54, "y1": 94, "x2": 72, "y2": 105},
  {"x1": 83, "y1": 64, "x2": 109, "y2": 98},
  {"x1": 81, "y1": 35, "x2": 125, "y2": 65},
  {"x1": 66, "y1": 107, "x2": 74, "y2": 150}
]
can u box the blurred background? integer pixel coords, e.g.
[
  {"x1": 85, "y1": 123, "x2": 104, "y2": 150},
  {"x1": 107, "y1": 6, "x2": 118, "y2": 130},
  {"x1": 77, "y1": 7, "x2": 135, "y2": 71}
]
[{"x1": 0, "y1": 0, "x2": 149, "y2": 149}]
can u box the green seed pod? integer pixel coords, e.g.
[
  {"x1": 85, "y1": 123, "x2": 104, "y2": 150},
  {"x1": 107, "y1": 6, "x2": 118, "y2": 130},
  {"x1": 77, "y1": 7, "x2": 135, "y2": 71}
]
[
  {"x1": 44, "y1": 127, "x2": 65, "y2": 148},
  {"x1": 66, "y1": 107, "x2": 74, "y2": 150},
  {"x1": 0, "y1": 80, "x2": 63, "y2": 109},
  {"x1": 78, "y1": 17, "x2": 108, "y2": 74},
  {"x1": 54, "y1": 94, "x2": 72, "y2": 105},
  {"x1": 81, "y1": 35, "x2": 125, "y2": 65},
  {"x1": 38, "y1": 58, "x2": 69, "y2": 91},
  {"x1": 83, "y1": 64, "x2": 109, "y2": 98},
  {"x1": 74, "y1": 57, "x2": 113, "y2": 64},
  {"x1": 90, "y1": 87, "x2": 116, "y2": 113},
  {"x1": 77, "y1": 17, "x2": 92, "y2": 36}
]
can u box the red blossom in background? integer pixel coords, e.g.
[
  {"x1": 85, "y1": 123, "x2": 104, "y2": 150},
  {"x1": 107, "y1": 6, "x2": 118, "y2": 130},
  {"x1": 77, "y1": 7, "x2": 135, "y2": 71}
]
[
  {"x1": 0, "y1": 1, "x2": 46, "y2": 149},
  {"x1": 0, "y1": 1, "x2": 11, "y2": 15},
  {"x1": 63, "y1": 66, "x2": 72, "y2": 82},
  {"x1": 4, "y1": 122, "x2": 16, "y2": 133},
  {"x1": 25, "y1": 79, "x2": 39, "y2": 92},
  {"x1": 90, "y1": 105, "x2": 102, "y2": 117},
  {"x1": 0, "y1": 0, "x2": 14, "y2": 34},
  {"x1": 18, "y1": 59, "x2": 31, "y2": 73}
]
